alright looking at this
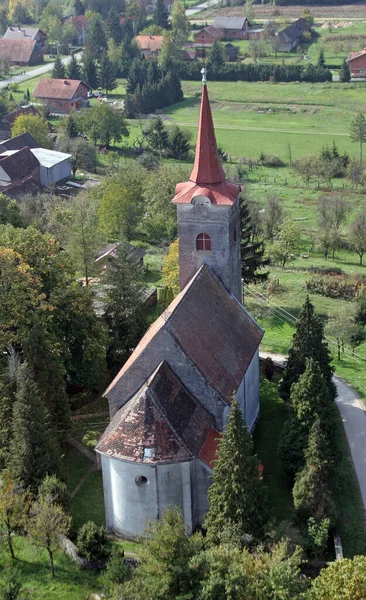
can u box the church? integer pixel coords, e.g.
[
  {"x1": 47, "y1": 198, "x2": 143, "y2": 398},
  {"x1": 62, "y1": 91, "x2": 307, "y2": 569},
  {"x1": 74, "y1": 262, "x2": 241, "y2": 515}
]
[{"x1": 96, "y1": 69, "x2": 264, "y2": 539}]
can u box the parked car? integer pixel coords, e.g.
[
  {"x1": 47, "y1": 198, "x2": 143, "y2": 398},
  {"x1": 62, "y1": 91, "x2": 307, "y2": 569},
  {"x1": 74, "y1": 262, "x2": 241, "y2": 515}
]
[{"x1": 87, "y1": 91, "x2": 95, "y2": 98}]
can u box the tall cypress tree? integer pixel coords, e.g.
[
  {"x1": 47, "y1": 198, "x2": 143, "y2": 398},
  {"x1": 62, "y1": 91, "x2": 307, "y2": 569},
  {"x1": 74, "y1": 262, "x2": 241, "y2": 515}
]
[
  {"x1": 317, "y1": 48, "x2": 325, "y2": 68},
  {"x1": 339, "y1": 60, "x2": 350, "y2": 83},
  {"x1": 279, "y1": 296, "x2": 335, "y2": 402},
  {"x1": 153, "y1": 0, "x2": 169, "y2": 29},
  {"x1": 66, "y1": 114, "x2": 79, "y2": 138},
  {"x1": 207, "y1": 39, "x2": 225, "y2": 73},
  {"x1": 66, "y1": 53, "x2": 81, "y2": 80},
  {"x1": 240, "y1": 196, "x2": 269, "y2": 287},
  {"x1": 107, "y1": 7, "x2": 123, "y2": 44},
  {"x1": 293, "y1": 417, "x2": 335, "y2": 522},
  {"x1": 51, "y1": 55, "x2": 65, "y2": 79},
  {"x1": 87, "y1": 15, "x2": 107, "y2": 59},
  {"x1": 9, "y1": 364, "x2": 60, "y2": 493},
  {"x1": 204, "y1": 397, "x2": 266, "y2": 547},
  {"x1": 98, "y1": 51, "x2": 118, "y2": 95},
  {"x1": 82, "y1": 52, "x2": 98, "y2": 90}
]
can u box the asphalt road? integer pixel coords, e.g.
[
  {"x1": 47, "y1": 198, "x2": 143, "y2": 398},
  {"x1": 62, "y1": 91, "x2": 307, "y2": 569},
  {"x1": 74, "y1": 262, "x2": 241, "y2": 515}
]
[
  {"x1": 260, "y1": 351, "x2": 366, "y2": 511},
  {"x1": 0, "y1": 53, "x2": 82, "y2": 90}
]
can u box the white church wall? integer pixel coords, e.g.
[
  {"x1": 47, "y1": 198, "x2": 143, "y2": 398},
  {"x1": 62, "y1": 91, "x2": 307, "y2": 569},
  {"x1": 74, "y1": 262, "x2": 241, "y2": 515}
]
[
  {"x1": 99, "y1": 453, "x2": 194, "y2": 538},
  {"x1": 194, "y1": 459, "x2": 212, "y2": 525},
  {"x1": 236, "y1": 348, "x2": 260, "y2": 432}
]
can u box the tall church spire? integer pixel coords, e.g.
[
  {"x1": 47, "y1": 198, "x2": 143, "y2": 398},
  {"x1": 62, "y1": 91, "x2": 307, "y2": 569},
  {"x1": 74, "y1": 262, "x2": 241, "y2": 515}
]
[{"x1": 190, "y1": 68, "x2": 226, "y2": 185}]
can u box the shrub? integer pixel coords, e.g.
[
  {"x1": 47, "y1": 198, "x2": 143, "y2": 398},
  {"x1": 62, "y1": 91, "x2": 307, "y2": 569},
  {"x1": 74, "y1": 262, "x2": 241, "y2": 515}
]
[
  {"x1": 306, "y1": 274, "x2": 366, "y2": 300},
  {"x1": 76, "y1": 520, "x2": 109, "y2": 561},
  {"x1": 102, "y1": 545, "x2": 130, "y2": 591},
  {"x1": 261, "y1": 154, "x2": 285, "y2": 168},
  {"x1": 306, "y1": 517, "x2": 331, "y2": 557},
  {"x1": 38, "y1": 475, "x2": 70, "y2": 511}
]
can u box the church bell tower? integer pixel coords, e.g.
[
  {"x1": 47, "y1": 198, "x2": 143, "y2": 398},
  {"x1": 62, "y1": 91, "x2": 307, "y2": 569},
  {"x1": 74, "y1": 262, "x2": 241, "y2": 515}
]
[{"x1": 172, "y1": 68, "x2": 242, "y2": 303}]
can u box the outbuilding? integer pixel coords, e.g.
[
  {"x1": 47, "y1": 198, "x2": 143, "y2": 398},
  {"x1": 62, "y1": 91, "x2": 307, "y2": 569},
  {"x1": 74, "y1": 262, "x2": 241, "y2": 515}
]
[{"x1": 30, "y1": 148, "x2": 72, "y2": 186}]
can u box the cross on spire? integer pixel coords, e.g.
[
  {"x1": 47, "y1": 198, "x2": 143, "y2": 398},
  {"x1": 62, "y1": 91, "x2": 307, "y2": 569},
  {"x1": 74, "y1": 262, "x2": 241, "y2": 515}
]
[{"x1": 189, "y1": 71, "x2": 226, "y2": 185}]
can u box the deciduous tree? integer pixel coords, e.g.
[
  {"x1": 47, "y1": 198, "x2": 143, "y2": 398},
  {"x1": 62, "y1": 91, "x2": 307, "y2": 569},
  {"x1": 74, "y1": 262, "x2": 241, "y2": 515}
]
[
  {"x1": 308, "y1": 556, "x2": 366, "y2": 600},
  {"x1": 161, "y1": 239, "x2": 179, "y2": 296},
  {"x1": 350, "y1": 213, "x2": 366, "y2": 265},
  {"x1": 12, "y1": 114, "x2": 51, "y2": 149},
  {"x1": 171, "y1": 0, "x2": 190, "y2": 45},
  {"x1": 0, "y1": 472, "x2": 30, "y2": 559},
  {"x1": 267, "y1": 219, "x2": 301, "y2": 268},
  {"x1": 350, "y1": 112, "x2": 366, "y2": 163}
]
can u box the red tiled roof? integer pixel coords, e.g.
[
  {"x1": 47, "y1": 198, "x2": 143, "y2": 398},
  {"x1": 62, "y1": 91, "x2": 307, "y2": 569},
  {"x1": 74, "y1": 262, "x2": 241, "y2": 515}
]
[
  {"x1": 97, "y1": 362, "x2": 213, "y2": 463},
  {"x1": 72, "y1": 15, "x2": 87, "y2": 30},
  {"x1": 0, "y1": 39, "x2": 37, "y2": 64},
  {"x1": 199, "y1": 427, "x2": 222, "y2": 468},
  {"x1": 105, "y1": 264, "x2": 263, "y2": 409},
  {"x1": 1, "y1": 105, "x2": 40, "y2": 126},
  {"x1": 0, "y1": 147, "x2": 39, "y2": 180},
  {"x1": 34, "y1": 78, "x2": 88, "y2": 100},
  {"x1": 172, "y1": 82, "x2": 240, "y2": 205},
  {"x1": 196, "y1": 26, "x2": 222, "y2": 39},
  {"x1": 3, "y1": 27, "x2": 45, "y2": 41},
  {"x1": 135, "y1": 35, "x2": 163, "y2": 52},
  {"x1": 347, "y1": 48, "x2": 366, "y2": 62}
]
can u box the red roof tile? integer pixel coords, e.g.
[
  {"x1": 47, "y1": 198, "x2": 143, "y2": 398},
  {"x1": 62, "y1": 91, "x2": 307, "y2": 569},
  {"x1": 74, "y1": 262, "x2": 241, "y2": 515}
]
[
  {"x1": 34, "y1": 78, "x2": 89, "y2": 100},
  {"x1": 105, "y1": 265, "x2": 263, "y2": 409},
  {"x1": 347, "y1": 48, "x2": 366, "y2": 62},
  {"x1": 199, "y1": 427, "x2": 222, "y2": 468},
  {"x1": 172, "y1": 82, "x2": 240, "y2": 205},
  {"x1": 0, "y1": 147, "x2": 39, "y2": 180},
  {"x1": 0, "y1": 39, "x2": 37, "y2": 64},
  {"x1": 98, "y1": 362, "x2": 213, "y2": 463},
  {"x1": 135, "y1": 35, "x2": 163, "y2": 52}
]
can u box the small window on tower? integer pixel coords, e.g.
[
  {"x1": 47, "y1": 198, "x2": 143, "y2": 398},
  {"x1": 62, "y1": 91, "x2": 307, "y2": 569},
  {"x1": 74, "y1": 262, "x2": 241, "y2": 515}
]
[{"x1": 196, "y1": 233, "x2": 211, "y2": 251}]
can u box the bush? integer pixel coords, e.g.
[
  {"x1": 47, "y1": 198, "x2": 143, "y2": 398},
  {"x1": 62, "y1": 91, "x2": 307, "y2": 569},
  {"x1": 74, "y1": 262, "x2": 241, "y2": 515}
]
[
  {"x1": 102, "y1": 545, "x2": 130, "y2": 592},
  {"x1": 306, "y1": 517, "x2": 331, "y2": 557},
  {"x1": 76, "y1": 520, "x2": 109, "y2": 561},
  {"x1": 38, "y1": 475, "x2": 70, "y2": 510},
  {"x1": 260, "y1": 154, "x2": 285, "y2": 168},
  {"x1": 306, "y1": 274, "x2": 366, "y2": 300}
]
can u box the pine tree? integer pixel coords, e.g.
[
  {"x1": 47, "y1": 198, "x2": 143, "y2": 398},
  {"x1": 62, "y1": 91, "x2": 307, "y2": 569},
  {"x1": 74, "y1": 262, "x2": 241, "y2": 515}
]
[
  {"x1": 82, "y1": 52, "x2": 98, "y2": 90},
  {"x1": 103, "y1": 241, "x2": 148, "y2": 373},
  {"x1": 293, "y1": 417, "x2": 335, "y2": 522},
  {"x1": 317, "y1": 48, "x2": 325, "y2": 68},
  {"x1": 66, "y1": 53, "x2": 81, "y2": 80},
  {"x1": 0, "y1": 375, "x2": 16, "y2": 470},
  {"x1": 207, "y1": 39, "x2": 225, "y2": 73},
  {"x1": 23, "y1": 322, "x2": 71, "y2": 438},
  {"x1": 98, "y1": 51, "x2": 118, "y2": 95},
  {"x1": 240, "y1": 196, "x2": 269, "y2": 287},
  {"x1": 204, "y1": 397, "x2": 266, "y2": 547},
  {"x1": 279, "y1": 296, "x2": 335, "y2": 402},
  {"x1": 339, "y1": 60, "x2": 350, "y2": 83},
  {"x1": 107, "y1": 7, "x2": 123, "y2": 44},
  {"x1": 153, "y1": 0, "x2": 169, "y2": 29},
  {"x1": 51, "y1": 55, "x2": 65, "y2": 79},
  {"x1": 87, "y1": 15, "x2": 107, "y2": 59},
  {"x1": 168, "y1": 125, "x2": 191, "y2": 161},
  {"x1": 145, "y1": 116, "x2": 169, "y2": 159},
  {"x1": 74, "y1": 0, "x2": 85, "y2": 15},
  {"x1": 66, "y1": 113, "x2": 78, "y2": 138},
  {"x1": 9, "y1": 364, "x2": 60, "y2": 493}
]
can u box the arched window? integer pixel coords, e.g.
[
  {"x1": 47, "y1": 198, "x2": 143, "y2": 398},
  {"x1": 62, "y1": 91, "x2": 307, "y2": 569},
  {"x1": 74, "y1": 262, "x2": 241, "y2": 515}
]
[{"x1": 196, "y1": 233, "x2": 211, "y2": 251}]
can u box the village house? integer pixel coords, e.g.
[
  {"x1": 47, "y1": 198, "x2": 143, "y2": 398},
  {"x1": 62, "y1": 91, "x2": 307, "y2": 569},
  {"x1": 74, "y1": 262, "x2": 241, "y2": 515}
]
[
  {"x1": 347, "y1": 47, "x2": 366, "y2": 79},
  {"x1": 0, "y1": 106, "x2": 41, "y2": 141},
  {"x1": 0, "y1": 146, "x2": 40, "y2": 197},
  {"x1": 276, "y1": 17, "x2": 310, "y2": 52},
  {"x1": 96, "y1": 68, "x2": 263, "y2": 539},
  {"x1": 3, "y1": 27, "x2": 47, "y2": 48},
  {"x1": 95, "y1": 242, "x2": 146, "y2": 271},
  {"x1": 193, "y1": 25, "x2": 223, "y2": 46},
  {"x1": 212, "y1": 16, "x2": 258, "y2": 40},
  {"x1": 135, "y1": 35, "x2": 163, "y2": 58},
  {"x1": 33, "y1": 78, "x2": 89, "y2": 114},
  {"x1": 0, "y1": 39, "x2": 44, "y2": 66}
]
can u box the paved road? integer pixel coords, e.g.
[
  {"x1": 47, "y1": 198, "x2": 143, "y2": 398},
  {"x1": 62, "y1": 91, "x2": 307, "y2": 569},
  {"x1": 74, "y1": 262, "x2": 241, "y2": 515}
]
[
  {"x1": 0, "y1": 53, "x2": 82, "y2": 90},
  {"x1": 260, "y1": 351, "x2": 366, "y2": 511},
  {"x1": 186, "y1": 0, "x2": 221, "y2": 17}
]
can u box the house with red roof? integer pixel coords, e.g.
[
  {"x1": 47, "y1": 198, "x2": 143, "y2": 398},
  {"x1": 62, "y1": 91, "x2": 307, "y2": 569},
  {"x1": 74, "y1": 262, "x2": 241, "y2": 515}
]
[
  {"x1": 33, "y1": 78, "x2": 89, "y2": 114},
  {"x1": 193, "y1": 25, "x2": 223, "y2": 46},
  {"x1": 347, "y1": 47, "x2": 366, "y2": 79},
  {"x1": 96, "y1": 68, "x2": 264, "y2": 539},
  {"x1": 135, "y1": 35, "x2": 163, "y2": 58}
]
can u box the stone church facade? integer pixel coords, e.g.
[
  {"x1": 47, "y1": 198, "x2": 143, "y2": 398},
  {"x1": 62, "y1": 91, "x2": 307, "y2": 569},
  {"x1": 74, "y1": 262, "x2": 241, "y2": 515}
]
[{"x1": 96, "y1": 70, "x2": 264, "y2": 539}]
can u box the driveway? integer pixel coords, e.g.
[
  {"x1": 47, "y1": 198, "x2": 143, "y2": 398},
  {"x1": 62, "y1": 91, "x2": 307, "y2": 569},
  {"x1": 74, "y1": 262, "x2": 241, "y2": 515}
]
[
  {"x1": 260, "y1": 351, "x2": 366, "y2": 511},
  {"x1": 0, "y1": 53, "x2": 82, "y2": 90}
]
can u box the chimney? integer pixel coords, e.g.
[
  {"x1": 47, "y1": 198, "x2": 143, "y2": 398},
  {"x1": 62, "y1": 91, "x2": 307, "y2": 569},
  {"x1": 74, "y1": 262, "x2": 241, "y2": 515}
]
[{"x1": 63, "y1": 80, "x2": 69, "y2": 85}]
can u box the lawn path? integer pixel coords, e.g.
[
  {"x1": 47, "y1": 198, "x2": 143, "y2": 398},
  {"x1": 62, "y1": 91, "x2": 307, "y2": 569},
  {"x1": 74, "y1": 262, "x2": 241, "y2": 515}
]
[
  {"x1": 67, "y1": 436, "x2": 96, "y2": 463},
  {"x1": 260, "y1": 351, "x2": 366, "y2": 512},
  {"x1": 0, "y1": 52, "x2": 82, "y2": 90}
]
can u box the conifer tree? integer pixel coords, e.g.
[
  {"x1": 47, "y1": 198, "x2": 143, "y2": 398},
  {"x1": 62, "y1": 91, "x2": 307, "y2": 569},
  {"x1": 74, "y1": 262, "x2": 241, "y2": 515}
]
[
  {"x1": 87, "y1": 15, "x2": 107, "y2": 59},
  {"x1": 153, "y1": 0, "x2": 169, "y2": 30},
  {"x1": 207, "y1": 39, "x2": 225, "y2": 73},
  {"x1": 293, "y1": 417, "x2": 335, "y2": 522},
  {"x1": 0, "y1": 374, "x2": 17, "y2": 470},
  {"x1": 107, "y1": 7, "x2": 123, "y2": 44},
  {"x1": 51, "y1": 55, "x2": 65, "y2": 79},
  {"x1": 339, "y1": 60, "x2": 350, "y2": 83},
  {"x1": 66, "y1": 53, "x2": 81, "y2": 80},
  {"x1": 9, "y1": 364, "x2": 60, "y2": 493},
  {"x1": 66, "y1": 113, "x2": 79, "y2": 138},
  {"x1": 98, "y1": 51, "x2": 118, "y2": 95},
  {"x1": 204, "y1": 398, "x2": 266, "y2": 547},
  {"x1": 82, "y1": 52, "x2": 98, "y2": 90},
  {"x1": 74, "y1": 0, "x2": 85, "y2": 15},
  {"x1": 317, "y1": 48, "x2": 325, "y2": 68},
  {"x1": 240, "y1": 196, "x2": 269, "y2": 287},
  {"x1": 279, "y1": 296, "x2": 335, "y2": 402},
  {"x1": 168, "y1": 125, "x2": 191, "y2": 162},
  {"x1": 103, "y1": 242, "x2": 148, "y2": 373}
]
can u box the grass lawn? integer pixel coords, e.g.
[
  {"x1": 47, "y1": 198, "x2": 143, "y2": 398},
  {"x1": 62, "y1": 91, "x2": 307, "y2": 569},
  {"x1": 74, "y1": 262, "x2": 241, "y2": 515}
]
[
  {"x1": 69, "y1": 471, "x2": 105, "y2": 532},
  {"x1": 253, "y1": 377, "x2": 294, "y2": 522},
  {"x1": 63, "y1": 445, "x2": 92, "y2": 494},
  {"x1": 0, "y1": 536, "x2": 102, "y2": 599}
]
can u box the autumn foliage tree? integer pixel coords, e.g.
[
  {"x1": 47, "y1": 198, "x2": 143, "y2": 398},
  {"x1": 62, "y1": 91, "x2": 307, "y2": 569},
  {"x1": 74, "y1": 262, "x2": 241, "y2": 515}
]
[
  {"x1": 12, "y1": 114, "x2": 51, "y2": 149},
  {"x1": 161, "y1": 239, "x2": 179, "y2": 296}
]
